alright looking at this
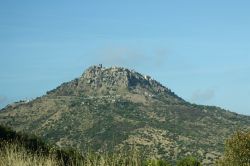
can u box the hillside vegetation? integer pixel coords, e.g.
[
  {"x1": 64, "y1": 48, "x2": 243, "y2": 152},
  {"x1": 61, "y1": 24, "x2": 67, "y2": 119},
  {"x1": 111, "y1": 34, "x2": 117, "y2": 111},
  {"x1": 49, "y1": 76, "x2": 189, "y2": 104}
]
[
  {"x1": 1, "y1": 65, "x2": 250, "y2": 165},
  {"x1": 0, "y1": 125, "x2": 203, "y2": 166},
  {"x1": 1, "y1": 125, "x2": 249, "y2": 165}
]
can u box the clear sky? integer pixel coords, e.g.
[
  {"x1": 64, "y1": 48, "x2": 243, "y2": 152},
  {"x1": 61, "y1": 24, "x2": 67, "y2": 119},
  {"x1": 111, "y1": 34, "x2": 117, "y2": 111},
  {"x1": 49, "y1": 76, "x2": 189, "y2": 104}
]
[{"x1": 0, "y1": 0, "x2": 249, "y2": 115}]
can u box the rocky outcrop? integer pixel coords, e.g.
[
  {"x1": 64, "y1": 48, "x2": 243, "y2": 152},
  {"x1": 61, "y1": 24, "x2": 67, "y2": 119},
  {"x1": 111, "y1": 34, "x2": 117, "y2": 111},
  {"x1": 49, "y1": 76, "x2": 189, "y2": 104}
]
[{"x1": 47, "y1": 65, "x2": 184, "y2": 104}]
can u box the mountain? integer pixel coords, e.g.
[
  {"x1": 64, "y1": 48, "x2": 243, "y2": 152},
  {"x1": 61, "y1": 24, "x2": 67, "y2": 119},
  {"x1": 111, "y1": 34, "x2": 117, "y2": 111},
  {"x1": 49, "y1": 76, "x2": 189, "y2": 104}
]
[{"x1": 0, "y1": 65, "x2": 249, "y2": 165}]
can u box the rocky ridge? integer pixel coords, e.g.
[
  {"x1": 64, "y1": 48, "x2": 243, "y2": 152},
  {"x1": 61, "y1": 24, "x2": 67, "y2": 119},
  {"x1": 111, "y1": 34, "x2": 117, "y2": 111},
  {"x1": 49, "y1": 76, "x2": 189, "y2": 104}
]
[{"x1": 49, "y1": 65, "x2": 183, "y2": 104}]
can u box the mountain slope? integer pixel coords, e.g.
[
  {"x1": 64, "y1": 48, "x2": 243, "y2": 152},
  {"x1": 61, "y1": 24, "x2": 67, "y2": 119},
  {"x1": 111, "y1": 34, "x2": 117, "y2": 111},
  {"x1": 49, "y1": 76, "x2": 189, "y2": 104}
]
[{"x1": 0, "y1": 65, "x2": 249, "y2": 165}]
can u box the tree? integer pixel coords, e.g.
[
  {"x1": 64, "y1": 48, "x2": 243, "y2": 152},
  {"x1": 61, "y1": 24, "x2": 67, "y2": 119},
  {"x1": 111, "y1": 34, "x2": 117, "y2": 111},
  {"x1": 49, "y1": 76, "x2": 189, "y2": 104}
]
[{"x1": 217, "y1": 130, "x2": 250, "y2": 166}]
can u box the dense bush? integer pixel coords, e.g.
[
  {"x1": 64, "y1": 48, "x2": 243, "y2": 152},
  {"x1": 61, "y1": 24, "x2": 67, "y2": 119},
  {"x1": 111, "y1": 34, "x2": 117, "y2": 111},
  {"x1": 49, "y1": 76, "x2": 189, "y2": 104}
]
[
  {"x1": 177, "y1": 156, "x2": 201, "y2": 166},
  {"x1": 216, "y1": 130, "x2": 250, "y2": 166},
  {"x1": 0, "y1": 125, "x2": 84, "y2": 166}
]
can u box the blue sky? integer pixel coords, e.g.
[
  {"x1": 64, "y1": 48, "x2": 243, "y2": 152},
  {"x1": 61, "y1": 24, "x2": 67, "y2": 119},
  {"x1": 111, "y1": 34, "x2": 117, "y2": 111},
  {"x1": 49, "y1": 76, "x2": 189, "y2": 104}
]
[{"x1": 0, "y1": 0, "x2": 249, "y2": 115}]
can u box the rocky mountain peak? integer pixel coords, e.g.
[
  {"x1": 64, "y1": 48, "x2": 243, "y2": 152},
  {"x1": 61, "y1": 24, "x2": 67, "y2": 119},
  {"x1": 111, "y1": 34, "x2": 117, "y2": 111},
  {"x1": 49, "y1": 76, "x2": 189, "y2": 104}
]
[
  {"x1": 81, "y1": 65, "x2": 167, "y2": 92},
  {"x1": 49, "y1": 65, "x2": 183, "y2": 102}
]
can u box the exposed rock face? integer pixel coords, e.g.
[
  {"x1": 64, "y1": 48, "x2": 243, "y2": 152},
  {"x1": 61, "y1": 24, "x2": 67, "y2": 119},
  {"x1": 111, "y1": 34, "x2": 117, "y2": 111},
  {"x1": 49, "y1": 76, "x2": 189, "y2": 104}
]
[
  {"x1": 0, "y1": 65, "x2": 249, "y2": 166},
  {"x1": 49, "y1": 65, "x2": 183, "y2": 103},
  {"x1": 81, "y1": 65, "x2": 131, "y2": 89},
  {"x1": 81, "y1": 65, "x2": 166, "y2": 91}
]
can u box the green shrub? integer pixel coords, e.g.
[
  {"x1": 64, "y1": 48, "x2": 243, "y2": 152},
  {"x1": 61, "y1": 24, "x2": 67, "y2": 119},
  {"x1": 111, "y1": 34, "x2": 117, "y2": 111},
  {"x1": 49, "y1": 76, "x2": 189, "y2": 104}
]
[
  {"x1": 0, "y1": 125, "x2": 84, "y2": 166},
  {"x1": 177, "y1": 156, "x2": 201, "y2": 166},
  {"x1": 216, "y1": 130, "x2": 250, "y2": 166}
]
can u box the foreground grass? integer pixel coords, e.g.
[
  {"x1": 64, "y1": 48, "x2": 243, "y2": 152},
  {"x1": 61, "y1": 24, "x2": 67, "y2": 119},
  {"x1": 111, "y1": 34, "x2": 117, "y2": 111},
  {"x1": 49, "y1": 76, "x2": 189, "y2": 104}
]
[
  {"x1": 1, "y1": 125, "x2": 249, "y2": 165},
  {"x1": 0, "y1": 141, "x2": 203, "y2": 166},
  {"x1": 0, "y1": 142, "x2": 58, "y2": 166},
  {"x1": 0, "y1": 125, "x2": 202, "y2": 166},
  {"x1": 0, "y1": 141, "x2": 148, "y2": 166},
  {"x1": 0, "y1": 125, "x2": 148, "y2": 165}
]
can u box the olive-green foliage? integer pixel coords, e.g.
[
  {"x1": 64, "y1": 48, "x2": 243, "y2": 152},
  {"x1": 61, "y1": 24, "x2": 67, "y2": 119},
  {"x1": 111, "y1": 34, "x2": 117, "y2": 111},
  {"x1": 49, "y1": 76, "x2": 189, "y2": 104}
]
[
  {"x1": 0, "y1": 142, "x2": 58, "y2": 166},
  {"x1": 144, "y1": 159, "x2": 171, "y2": 166},
  {"x1": 0, "y1": 141, "x2": 145, "y2": 166},
  {"x1": 0, "y1": 125, "x2": 146, "y2": 166},
  {"x1": 0, "y1": 125, "x2": 84, "y2": 166},
  {"x1": 176, "y1": 156, "x2": 202, "y2": 166},
  {"x1": 216, "y1": 130, "x2": 250, "y2": 166},
  {"x1": 0, "y1": 125, "x2": 50, "y2": 154}
]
